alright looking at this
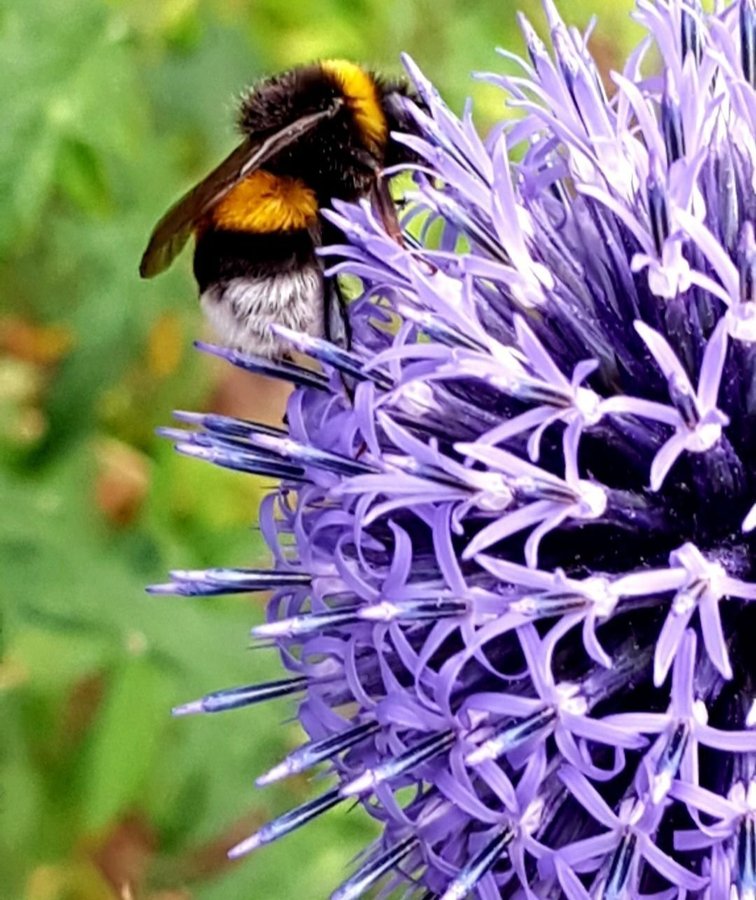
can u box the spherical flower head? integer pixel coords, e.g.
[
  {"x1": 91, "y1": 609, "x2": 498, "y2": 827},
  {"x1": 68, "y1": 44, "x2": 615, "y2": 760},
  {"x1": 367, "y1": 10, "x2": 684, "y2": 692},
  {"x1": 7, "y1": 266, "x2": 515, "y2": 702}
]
[{"x1": 156, "y1": 0, "x2": 756, "y2": 896}]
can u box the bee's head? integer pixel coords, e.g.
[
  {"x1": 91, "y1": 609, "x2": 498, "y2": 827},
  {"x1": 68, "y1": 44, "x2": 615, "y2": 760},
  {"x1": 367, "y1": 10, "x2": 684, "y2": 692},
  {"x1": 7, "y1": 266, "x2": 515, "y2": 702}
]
[
  {"x1": 237, "y1": 65, "x2": 342, "y2": 138},
  {"x1": 378, "y1": 79, "x2": 427, "y2": 170},
  {"x1": 235, "y1": 63, "x2": 427, "y2": 203}
]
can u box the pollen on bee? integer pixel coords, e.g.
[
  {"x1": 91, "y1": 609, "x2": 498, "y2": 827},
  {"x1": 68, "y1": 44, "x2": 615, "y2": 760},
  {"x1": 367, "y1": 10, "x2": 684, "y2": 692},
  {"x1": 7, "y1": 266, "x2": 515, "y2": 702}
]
[{"x1": 210, "y1": 171, "x2": 319, "y2": 233}]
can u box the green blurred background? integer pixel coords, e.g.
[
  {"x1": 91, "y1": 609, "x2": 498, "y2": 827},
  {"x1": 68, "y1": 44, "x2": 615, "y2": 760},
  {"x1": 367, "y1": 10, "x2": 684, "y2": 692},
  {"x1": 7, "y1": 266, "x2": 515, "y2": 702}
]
[{"x1": 0, "y1": 1, "x2": 638, "y2": 897}]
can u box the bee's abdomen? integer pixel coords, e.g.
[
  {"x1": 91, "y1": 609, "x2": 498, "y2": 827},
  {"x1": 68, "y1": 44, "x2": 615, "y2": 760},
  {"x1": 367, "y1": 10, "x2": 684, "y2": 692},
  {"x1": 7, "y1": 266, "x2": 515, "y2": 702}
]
[
  {"x1": 193, "y1": 227, "x2": 323, "y2": 358},
  {"x1": 193, "y1": 227, "x2": 317, "y2": 290}
]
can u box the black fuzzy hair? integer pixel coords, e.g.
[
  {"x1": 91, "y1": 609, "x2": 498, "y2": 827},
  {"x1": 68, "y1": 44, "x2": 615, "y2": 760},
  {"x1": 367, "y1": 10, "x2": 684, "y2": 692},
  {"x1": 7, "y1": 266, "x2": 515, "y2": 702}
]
[{"x1": 234, "y1": 62, "x2": 421, "y2": 203}]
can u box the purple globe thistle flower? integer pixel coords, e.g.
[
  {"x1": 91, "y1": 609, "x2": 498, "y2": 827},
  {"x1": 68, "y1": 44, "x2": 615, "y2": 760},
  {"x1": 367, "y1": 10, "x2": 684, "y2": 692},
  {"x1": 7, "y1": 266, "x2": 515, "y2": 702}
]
[{"x1": 153, "y1": 0, "x2": 756, "y2": 896}]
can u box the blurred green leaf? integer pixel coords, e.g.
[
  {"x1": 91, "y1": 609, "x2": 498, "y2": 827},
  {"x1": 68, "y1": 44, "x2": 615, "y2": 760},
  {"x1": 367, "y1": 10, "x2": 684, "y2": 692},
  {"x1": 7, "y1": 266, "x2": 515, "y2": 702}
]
[
  {"x1": 0, "y1": 445, "x2": 265, "y2": 674},
  {"x1": 55, "y1": 138, "x2": 113, "y2": 216},
  {"x1": 81, "y1": 657, "x2": 172, "y2": 831}
]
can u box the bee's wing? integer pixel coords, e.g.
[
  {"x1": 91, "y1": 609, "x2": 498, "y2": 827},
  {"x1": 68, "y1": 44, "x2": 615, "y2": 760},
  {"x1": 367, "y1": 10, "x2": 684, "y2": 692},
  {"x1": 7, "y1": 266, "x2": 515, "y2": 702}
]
[{"x1": 139, "y1": 104, "x2": 340, "y2": 278}]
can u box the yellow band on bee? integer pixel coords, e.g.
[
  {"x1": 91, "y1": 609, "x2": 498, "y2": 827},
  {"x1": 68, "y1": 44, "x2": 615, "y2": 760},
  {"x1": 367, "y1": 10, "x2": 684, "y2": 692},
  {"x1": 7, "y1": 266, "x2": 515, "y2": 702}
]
[
  {"x1": 211, "y1": 170, "x2": 319, "y2": 233},
  {"x1": 320, "y1": 60, "x2": 387, "y2": 155}
]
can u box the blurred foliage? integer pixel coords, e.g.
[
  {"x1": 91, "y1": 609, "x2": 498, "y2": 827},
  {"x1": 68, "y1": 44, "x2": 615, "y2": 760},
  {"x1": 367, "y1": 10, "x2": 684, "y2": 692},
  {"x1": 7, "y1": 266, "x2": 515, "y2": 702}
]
[{"x1": 0, "y1": 0, "x2": 637, "y2": 897}]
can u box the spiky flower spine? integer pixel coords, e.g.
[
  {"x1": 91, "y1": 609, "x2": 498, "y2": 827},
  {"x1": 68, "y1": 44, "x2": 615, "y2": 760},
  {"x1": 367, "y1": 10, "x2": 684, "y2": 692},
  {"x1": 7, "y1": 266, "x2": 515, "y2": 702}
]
[{"x1": 155, "y1": 1, "x2": 756, "y2": 896}]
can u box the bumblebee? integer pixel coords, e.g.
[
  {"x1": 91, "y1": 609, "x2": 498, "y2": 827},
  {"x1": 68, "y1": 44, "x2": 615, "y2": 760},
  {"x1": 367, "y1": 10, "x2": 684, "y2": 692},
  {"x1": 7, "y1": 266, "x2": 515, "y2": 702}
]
[{"x1": 140, "y1": 60, "x2": 416, "y2": 358}]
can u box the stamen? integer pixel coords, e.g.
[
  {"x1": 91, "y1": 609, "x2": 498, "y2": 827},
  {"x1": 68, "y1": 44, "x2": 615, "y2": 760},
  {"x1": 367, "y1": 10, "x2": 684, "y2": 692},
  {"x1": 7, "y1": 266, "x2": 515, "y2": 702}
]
[
  {"x1": 650, "y1": 722, "x2": 690, "y2": 803},
  {"x1": 341, "y1": 731, "x2": 456, "y2": 797},
  {"x1": 660, "y1": 73, "x2": 685, "y2": 164},
  {"x1": 735, "y1": 816, "x2": 756, "y2": 895},
  {"x1": 195, "y1": 341, "x2": 329, "y2": 390},
  {"x1": 331, "y1": 835, "x2": 419, "y2": 900},
  {"x1": 174, "y1": 439, "x2": 307, "y2": 481},
  {"x1": 148, "y1": 567, "x2": 309, "y2": 597},
  {"x1": 172, "y1": 676, "x2": 308, "y2": 716},
  {"x1": 251, "y1": 607, "x2": 363, "y2": 639},
  {"x1": 228, "y1": 788, "x2": 344, "y2": 858},
  {"x1": 358, "y1": 598, "x2": 468, "y2": 623},
  {"x1": 466, "y1": 708, "x2": 556, "y2": 765},
  {"x1": 680, "y1": 1, "x2": 702, "y2": 63},
  {"x1": 440, "y1": 828, "x2": 515, "y2": 900},
  {"x1": 741, "y1": 0, "x2": 756, "y2": 87},
  {"x1": 647, "y1": 175, "x2": 670, "y2": 256},
  {"x1": 256, "y1": 721, "x2": 380, "y2": 786},
  {"x1": 603, "y1": 832, "x2": 638, "y2": 899}
]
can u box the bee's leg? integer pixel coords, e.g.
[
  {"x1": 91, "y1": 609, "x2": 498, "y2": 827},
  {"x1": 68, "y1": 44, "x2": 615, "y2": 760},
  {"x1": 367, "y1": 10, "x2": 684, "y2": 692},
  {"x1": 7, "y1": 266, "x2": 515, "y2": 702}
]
[
  {"x1": 324, "y1": 274, "x2": 352, "y2": 352},
  {"x1": 323, "y1": 275, "x2": 359, "y2": 401},
  {"x1": 370, "y1": 172, "x2": 404, "y2": 246},
  {"x1": 350, "y1": 149, "x2": 404, "y2": 247},
  {"x1": 372, "y1": 171, "x2": 438, "y2": 276}
]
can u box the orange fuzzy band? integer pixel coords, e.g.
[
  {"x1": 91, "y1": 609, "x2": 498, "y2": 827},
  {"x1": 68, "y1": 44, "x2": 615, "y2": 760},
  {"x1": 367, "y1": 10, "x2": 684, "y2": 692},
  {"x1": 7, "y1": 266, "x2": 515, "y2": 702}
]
[
  {"x1": 320, "y1": 60, "x2": 387, "y2": 155},
  {"x1": 211, "y1": 170, "x2": 319, "y2": 233}
]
